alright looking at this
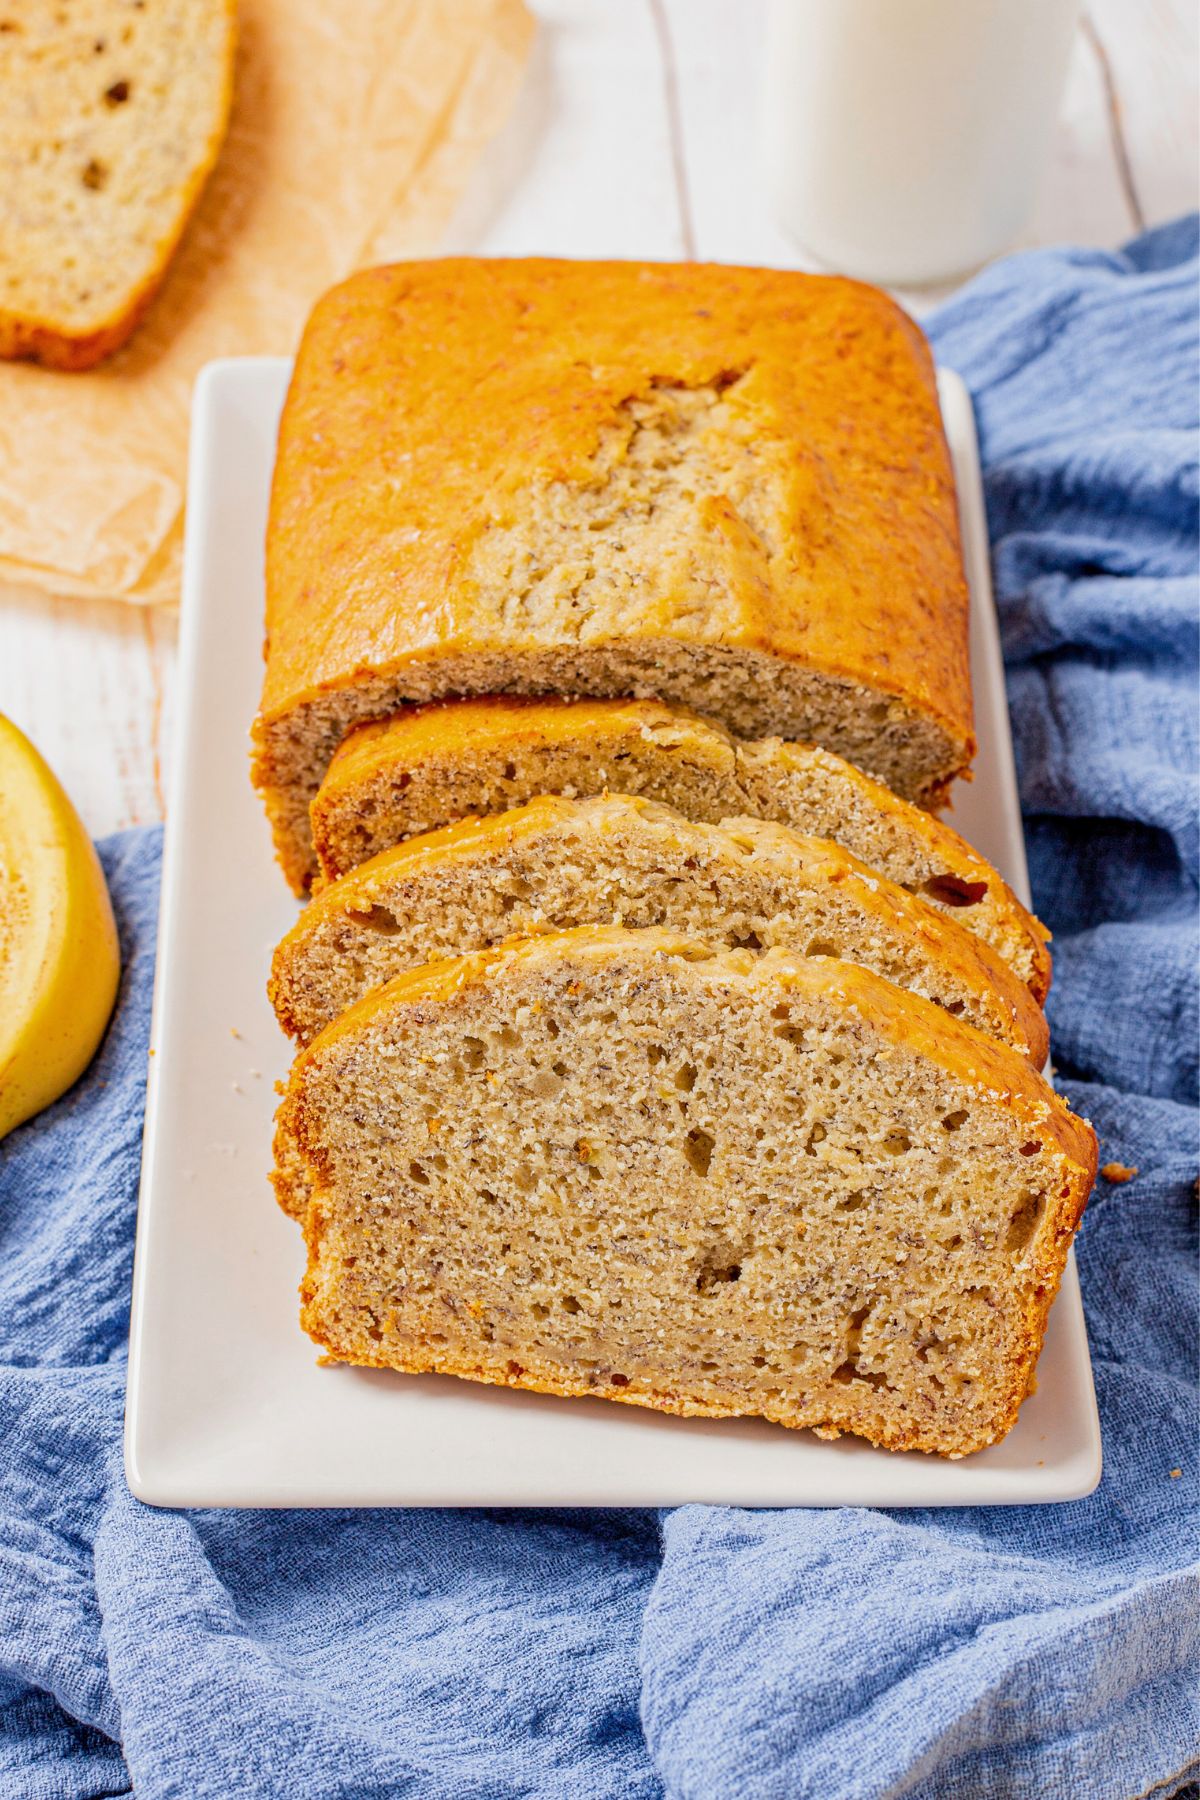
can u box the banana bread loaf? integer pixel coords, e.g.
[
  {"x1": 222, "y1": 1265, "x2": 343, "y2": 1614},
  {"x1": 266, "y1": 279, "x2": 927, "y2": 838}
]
[
  {"x1": 279, "y1": 927, "x2": 1095, "y2": 1456},
  {"x1": 310, "y1": 697, "x2": 1049, "y2": 998},
  {"x1": 254, "y1": 258, "x2": 973, "y2": 889},
  {"x1": 270, "y1": 793, "x2": 1048, "y2": 1064}
]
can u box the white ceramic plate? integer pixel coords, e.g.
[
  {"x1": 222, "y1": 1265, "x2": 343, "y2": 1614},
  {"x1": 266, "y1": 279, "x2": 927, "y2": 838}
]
[{"x1": 125, "y1": 360, "x2": 1101, "y2": 1508}]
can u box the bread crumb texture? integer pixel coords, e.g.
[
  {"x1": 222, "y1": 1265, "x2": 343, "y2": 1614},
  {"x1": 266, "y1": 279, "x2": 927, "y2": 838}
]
[
  {"x1": 272, "y1": 792, "x2": 1049, "y2": 1063},
  {"x1": 254, "y1": 259, "x2": 973, "y2": 886},
  {"x1": 281, "y1": 928, "x2": 1094, "y2": 1457},
  {"x1": 0, "y1": 0, "x2": 235, "y2": 368},
  {"x1": 308, "y1": 697, "x2": 1050, "y2": 998}
]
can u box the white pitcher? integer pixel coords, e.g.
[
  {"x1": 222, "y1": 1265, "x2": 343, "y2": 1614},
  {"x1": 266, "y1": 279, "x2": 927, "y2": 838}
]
[{"x1": 762, "y1": 0, "x2": 1084, "y2": 285}]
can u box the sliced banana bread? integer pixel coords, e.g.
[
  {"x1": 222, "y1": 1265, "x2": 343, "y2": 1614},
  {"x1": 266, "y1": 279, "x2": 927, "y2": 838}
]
[
  {"x1": 0, "y1": 0, "x2": 236, "y2": 370},
  {"x1": 310, "y1": 697, "x2": 1050, "y2": 998},
  {"x1": 279, "y1": 927, "x2": 1095, "y2": 1456},
  {"x1": 271, "y1": 794, "x2": 1048, "y2": 1064}
]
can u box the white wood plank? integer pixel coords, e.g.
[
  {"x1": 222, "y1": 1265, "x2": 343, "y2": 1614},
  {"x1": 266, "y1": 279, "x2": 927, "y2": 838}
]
[
  {"x1": 658, "y1": 0, "x2": 813, "y2": 271},
  {"x1": 0, "y1": 586, "x2": 175, "y2": 838},
  {"x1": 1023, "y1": 20, "x2": 1139, "y2": 249},
  {"x1": 1088, "y1": 0, "x2": 1199, "y2": 229},
  {"x1": 444, "y1": 0, "x2": 685, "y2": 260}
]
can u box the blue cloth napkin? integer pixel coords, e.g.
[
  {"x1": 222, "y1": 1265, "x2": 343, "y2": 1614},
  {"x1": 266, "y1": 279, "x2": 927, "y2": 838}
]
[{"x1": 2, "y1": 218, "x2": 1197, "y2": 1800}]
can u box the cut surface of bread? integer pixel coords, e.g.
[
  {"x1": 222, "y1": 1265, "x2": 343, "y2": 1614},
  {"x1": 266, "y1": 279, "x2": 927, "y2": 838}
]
[
  {"x1": 254, "y1": 257, "x2": 973, "y2": 883},
  {"x1": 0, "y1": 0, "x2": 236, "y2": 370},
  {"x1": 280, "y1": 928, "x2": 1095, "y2": 1456},
  {"x1": 310, "y1": 696, "x2": 1050, "y2": 998},
  {"x1": 271, "y1": 793, "x2": 1049, "y2": 1065}
]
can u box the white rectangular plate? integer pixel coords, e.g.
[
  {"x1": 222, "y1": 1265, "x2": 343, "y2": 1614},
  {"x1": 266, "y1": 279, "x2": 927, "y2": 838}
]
[{"x1": 126, "y1": 359, "x2": 1101, "y2": 1507}]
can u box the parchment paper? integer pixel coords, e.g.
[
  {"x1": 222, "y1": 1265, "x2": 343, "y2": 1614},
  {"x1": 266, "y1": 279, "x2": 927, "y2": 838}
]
[{"x1": 0, "y1": 0, "x2": 533, "y2": 607}]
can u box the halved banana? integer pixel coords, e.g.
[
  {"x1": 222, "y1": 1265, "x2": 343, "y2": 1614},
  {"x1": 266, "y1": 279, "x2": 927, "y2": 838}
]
[{"x1": 0, "y1": 715, "x2": 120, "y2": 1141}]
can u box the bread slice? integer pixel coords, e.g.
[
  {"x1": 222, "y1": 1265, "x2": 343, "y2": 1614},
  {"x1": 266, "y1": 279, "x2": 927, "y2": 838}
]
[
  {"x1": 270, "y1": 793, "x2": 1049, "y2": 1065},
  {"x1": 254, "y1": 257, "x2": 974, "y2": 887},
  {"x1": 0, "y1": 0, "x2": 236, "y2": 371},
  {"x1": 310, "y1": 696, "x2": 1050, "y2": 998},
  {"x1": 279, "y1": 927, "x2": 1095, "y2": 1456}
]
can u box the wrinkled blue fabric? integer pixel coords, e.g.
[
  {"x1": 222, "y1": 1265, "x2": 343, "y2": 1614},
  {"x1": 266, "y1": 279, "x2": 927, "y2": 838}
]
[{"x1": 2, "y1": 218, "x2": 1197, "y2": 1800}]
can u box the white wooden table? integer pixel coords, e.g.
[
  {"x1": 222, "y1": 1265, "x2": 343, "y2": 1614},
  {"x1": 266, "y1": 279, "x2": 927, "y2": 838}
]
[{"x1": 1, "y1": 0, "x2": 1195, "y2": 840}]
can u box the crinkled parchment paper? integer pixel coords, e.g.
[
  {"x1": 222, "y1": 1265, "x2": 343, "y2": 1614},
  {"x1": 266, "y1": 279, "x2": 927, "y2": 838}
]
[{"x1": 0, "y1": 0, "x2": 533, "y2": 606}]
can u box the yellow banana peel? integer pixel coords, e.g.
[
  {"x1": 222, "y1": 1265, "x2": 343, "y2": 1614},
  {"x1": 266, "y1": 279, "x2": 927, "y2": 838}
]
[{"x1": 0, "y1": 715, "x2": 120, "y2": 1142}]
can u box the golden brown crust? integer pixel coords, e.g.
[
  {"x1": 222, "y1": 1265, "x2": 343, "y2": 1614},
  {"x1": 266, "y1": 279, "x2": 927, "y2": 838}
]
[
  {"x1": 0, "y1": 305, "x2": 149, "y2": 372},
  {"x1": 272, "y1": 792, "x2": 1050, "y2": 1063},
  {"x1": 262, "y1": 260, "x2": 970, "y2": 736},
  {"x1": 270, "y1": 1097, "x2": 314, "y2": 1221},
  {"x1": 254, "y1": 259, "x2": 974, "y2": 881},
  {"x1": 0, "y1": 0, "x2": 236, "y2": 372}
]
